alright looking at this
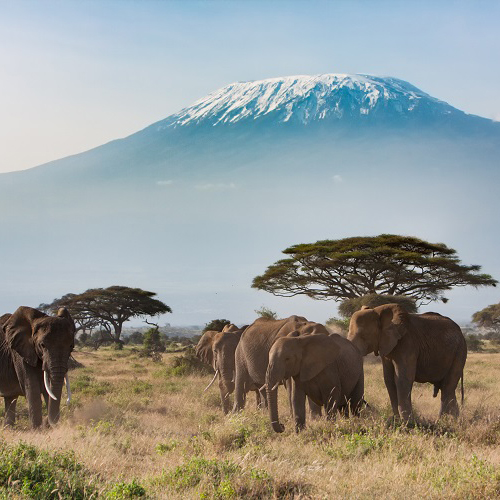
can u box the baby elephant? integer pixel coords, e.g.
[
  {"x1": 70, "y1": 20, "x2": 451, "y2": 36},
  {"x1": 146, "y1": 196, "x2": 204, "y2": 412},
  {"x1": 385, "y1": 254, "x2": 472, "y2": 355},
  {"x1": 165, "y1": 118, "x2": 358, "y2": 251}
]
[{"x1": 266, "y1": 333, "x2": 364, "y2": 433}]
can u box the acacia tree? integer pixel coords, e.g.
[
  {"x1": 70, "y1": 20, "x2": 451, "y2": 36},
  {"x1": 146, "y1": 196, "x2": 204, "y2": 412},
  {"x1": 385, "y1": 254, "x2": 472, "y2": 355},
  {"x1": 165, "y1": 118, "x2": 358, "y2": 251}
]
[
  {"x1": 252, "y1": 235, "x2": 497, "y2": 306},
  {"x1": 39, "y1": 293, "x2": 101, "y2": 334},
  {"x1": 472, "y1": 303, "x2": 500, "y2": 332},
  {"x1": 203, "y1": 319, "x2": 231, "y2": 333},
  {"x1": 41, "y1": 286, "x2": 172, "y2": 342}
]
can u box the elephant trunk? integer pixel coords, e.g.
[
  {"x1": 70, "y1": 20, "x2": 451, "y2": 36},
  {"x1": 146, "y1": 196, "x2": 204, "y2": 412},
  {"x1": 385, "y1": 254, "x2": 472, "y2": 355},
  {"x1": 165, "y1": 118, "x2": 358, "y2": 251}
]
[
  {"x1": 46, "y1": 367, "x2": 66, "y2": 426},
  {"x1": 218, "y1": 358, "x2": 235, "y2": 396},
  {"x1": 266, "y1": 362, "x2": 285, "y2": 433}
]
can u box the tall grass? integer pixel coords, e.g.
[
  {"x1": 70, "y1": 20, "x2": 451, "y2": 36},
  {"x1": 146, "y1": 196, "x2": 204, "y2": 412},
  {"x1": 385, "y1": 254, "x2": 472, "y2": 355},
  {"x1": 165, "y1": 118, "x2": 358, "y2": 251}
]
[{"x1": 1, "y1": 348, "x2": 499, "y2": 498}]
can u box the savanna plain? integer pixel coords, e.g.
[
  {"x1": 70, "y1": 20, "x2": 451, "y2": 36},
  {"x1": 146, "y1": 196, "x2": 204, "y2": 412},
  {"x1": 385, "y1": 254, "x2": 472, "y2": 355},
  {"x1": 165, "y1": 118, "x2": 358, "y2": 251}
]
[{"x1": 1, "y1": 344, "x2": 499, "y2": 499}]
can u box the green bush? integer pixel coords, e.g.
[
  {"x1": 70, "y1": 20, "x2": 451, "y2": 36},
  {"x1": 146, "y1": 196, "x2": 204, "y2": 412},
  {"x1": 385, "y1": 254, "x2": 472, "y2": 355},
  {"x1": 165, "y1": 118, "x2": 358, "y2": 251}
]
[
  {"x1": 0, "y1": 441, "x2": 99, "y2": 499},
  {"x1": 72, "y1": 374, "x2": 113, "y2": 396},
  {"x1": 254, "y1": 306, "x2": 278, "y2": 320},
  {"x1": 107, "y1": 479, "x2": 146, "y2": 498},
  {"x1": 168, "y1": 348, "x2": 214, "y2": 376},
  {"x1": 203, "y1": 319, "x2": 231, "y2": 333},
  {"x1": 465, "y1": 333, "x2": 484, "y2": 352}
]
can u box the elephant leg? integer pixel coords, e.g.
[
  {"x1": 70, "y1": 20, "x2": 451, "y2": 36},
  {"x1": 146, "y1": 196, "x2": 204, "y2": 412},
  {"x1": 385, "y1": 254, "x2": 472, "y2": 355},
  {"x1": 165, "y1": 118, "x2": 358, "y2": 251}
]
[
  {"x1": 325, "y1": 385, "x2": 341, "y2": 419},
  {"x1": 394, "y1": 364, "x2": 415, "y2": 422},
  {"x1": 254, "y1": 389, "x2": 261, "y2": 408},
  {"x1": 349, "y1": 377, "x2": 365, "y2": 416},
  {"x1": 218, "y1": 381, "x2": 231, "y2": 415},
  {"x1": 26, "y1": 387, "x2": 43, "y2": 428},
  {"x1": 440, "y1": 387, "x2": 459, "y2": 418},
  {"x1": 4, "y1": 397, "x2": 17, "y2": 427},
  {"x1": 439, "y1": 356, "x2": 464, "y2": 418},
  {"x1": 382, "y1": 358, "x2": 400, "y2": 418},
  {"x1": 308, "y1": 397, "x2": 322, "y2": 419},
  {"x1": 285, "y1": 379, "x2": 294, "y2": 418},
  {"x1": 42, "y1": 392, "x2": 49, "y2": 410},
  {"x1": 232, "y1": 369, "x2": 247, "y2": 412},
  {"x1": 258, "y1": 386, "x2": 268, "y2": 409},
  {"x1": 292, "y1": 380, "x2": 306, "y2": 432}
]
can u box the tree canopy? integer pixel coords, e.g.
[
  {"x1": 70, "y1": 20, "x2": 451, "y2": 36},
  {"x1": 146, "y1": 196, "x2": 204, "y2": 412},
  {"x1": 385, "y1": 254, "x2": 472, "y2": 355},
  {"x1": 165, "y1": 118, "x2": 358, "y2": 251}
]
[
  {"x1": 40, "y1": 286, "x2": 172, "y2": 342},
  {"x1": 472, "y1": 303, "x2": 500, "y2": 331},
  {"x1": 203, "y1": 319, "x2": 231, "y2": 333},
  {"x1": 252, "y1": 234, "x2": 497, "y2": 306},
  {"x1": 338, "y1": 293, "x2": 418, "y2": 318}
]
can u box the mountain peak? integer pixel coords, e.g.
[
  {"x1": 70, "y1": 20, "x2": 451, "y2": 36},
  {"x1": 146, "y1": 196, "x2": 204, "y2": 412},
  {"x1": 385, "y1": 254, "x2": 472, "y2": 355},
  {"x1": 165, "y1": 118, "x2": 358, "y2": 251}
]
[{"x1": 161, "y1": 73, "x2": 460, "y2": 129}]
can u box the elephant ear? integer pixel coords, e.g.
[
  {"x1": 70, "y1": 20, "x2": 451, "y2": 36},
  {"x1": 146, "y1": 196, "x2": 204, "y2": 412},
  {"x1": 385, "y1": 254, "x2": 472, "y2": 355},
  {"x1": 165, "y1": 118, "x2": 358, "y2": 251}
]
[
  {"x1": 4, "y1": 306, "x2": 46, "y2": 367},
  {"x1": 195, "y1": 330, "x2": 216, "y2": 366},
  {"x1": 377, "y1": 304, "x2": 408, "y2": 357},
  {"x1": 222, "y1": 323, "x2": 239, "y2": 333},
  {"x1": 299, "y1": 336, "x2": 340, "y2": 382},
  {"x1": 57, "y1": 307, "x2": 76, "y2": 333}
]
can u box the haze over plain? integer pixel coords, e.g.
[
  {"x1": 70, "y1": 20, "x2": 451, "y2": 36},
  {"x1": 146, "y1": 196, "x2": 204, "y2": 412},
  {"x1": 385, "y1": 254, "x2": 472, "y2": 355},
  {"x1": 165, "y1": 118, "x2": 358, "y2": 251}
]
[{"x1": 0, "y1": 1, "x2": 499, "y2": 325}]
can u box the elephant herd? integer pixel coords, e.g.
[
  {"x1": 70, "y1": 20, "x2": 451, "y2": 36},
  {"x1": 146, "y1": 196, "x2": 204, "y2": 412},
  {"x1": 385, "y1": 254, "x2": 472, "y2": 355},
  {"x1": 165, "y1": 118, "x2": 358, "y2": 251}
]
[
  {"x1": 0, "y1": 303, "x2": 467, "y2": 431},
  {"x1": 196, "y1": 305, "x2": 467, "y2": 432}
]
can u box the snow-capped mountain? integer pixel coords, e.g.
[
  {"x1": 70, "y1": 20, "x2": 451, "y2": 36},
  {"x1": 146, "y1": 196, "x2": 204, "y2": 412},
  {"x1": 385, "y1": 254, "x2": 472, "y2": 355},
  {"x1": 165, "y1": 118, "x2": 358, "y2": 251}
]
[
  {"x1": 161, "y1": 74, "x2": 462, "y2": 129},
  {"x1": 0, "y1": 73, "x2": 499, "y2": 326}
]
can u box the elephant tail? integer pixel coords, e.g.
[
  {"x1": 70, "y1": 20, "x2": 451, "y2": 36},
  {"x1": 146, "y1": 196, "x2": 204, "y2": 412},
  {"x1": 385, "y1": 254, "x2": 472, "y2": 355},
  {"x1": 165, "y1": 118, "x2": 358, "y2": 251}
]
[
  {"x1": 461, "y1": 373, "x2": 465, "y2": 406},
  {"x1": 433, "y1": 384, "x2": 439, "y2": 398}
]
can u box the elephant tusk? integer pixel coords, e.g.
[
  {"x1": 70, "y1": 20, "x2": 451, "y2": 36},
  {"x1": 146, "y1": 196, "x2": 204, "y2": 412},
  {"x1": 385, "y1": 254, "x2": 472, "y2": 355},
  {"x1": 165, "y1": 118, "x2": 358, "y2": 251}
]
[
  {"x1": 65, "y1": 373, "x2": 72, "y2": 404},
  {"x1": 204, "y1": 369, "x2": 219, "y2": 392},
  {"x1": 260, "y1": 384, "x2": 267, "y2": 392},
  {"x1": 44, "y1": 371, "x2": 58, "y2": 401},
  {"x1": 271, "y1": 382, "x2": 280, "y2": 391}
]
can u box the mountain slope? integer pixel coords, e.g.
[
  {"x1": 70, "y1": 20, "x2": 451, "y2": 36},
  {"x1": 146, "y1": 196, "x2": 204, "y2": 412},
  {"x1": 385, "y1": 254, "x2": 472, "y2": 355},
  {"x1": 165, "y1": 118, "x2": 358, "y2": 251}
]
[{"x1": 0, "y1": 73, "x2": 498, "y2": 324}]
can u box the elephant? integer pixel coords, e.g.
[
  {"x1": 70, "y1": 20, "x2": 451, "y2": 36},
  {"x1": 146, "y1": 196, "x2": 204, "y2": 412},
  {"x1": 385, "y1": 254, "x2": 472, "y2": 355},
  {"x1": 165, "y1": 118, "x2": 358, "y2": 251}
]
[
  {"x1": 266, "y1": 332, "x2": 364, "y2": 432},
  {"x1": 0, "y1": 306, "x2": 75, "y2": 428},
  {"x1": 232, "y1": 315, "x2": 330, "y2": 415},
  {"x1": 195, "y1": 323, "x2": 253, "y2": 413},
  {"x1": 347, "y1": 304, "x2": 467, "y2": 421}
]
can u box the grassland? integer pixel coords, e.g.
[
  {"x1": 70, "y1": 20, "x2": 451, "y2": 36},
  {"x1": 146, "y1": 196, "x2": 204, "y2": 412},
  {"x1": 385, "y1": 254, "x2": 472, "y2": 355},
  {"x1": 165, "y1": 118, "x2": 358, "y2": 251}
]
[{"x1": 1, "y1": 347, "x2": 499, "y2": 499}]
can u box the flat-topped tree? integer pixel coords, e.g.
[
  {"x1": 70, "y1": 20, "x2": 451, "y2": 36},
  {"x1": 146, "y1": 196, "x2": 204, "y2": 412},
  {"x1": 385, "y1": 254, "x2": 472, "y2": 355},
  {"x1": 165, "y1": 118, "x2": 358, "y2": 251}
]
[
  {"x1": 41, "y1": 286, "x2": 171, "y2": 343},
  {"x1": 472, "y1": 303, "x2": 500, "y2": 332},
  {"x1": 252, "y1": 234, "x2": 497, "y2": 307}
]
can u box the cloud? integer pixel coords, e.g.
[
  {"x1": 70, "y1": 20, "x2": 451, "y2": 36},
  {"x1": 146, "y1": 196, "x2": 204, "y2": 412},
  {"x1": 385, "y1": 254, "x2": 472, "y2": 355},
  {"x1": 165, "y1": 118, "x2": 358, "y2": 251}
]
[
  {"x1": 195, "y1": 182, "x2": 236, "y2": 191},
  {"x1": 333, "y1": 175, "x2": 343, "y2": 183},
  {"x1": 156, "y1": 180, "x2": 173, "y2": 186}
]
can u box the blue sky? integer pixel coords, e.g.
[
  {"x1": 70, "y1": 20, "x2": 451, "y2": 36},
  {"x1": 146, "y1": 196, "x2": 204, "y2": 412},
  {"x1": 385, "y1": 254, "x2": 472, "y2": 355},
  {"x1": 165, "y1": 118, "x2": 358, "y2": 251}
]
[{"x1": 1, "y1": 0, "x2": 499, "y2": 173}]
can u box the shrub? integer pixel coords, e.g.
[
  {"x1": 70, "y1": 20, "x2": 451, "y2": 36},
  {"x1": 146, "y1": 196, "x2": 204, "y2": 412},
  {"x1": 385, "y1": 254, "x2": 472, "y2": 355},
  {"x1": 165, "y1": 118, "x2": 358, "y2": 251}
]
[
  {"x1": 167, "y1": 348, "x2": 214, "y2": 376},
  {"x1": 72, "y1": 373, "x2": 112, "y2": 396},
  {"x1": 254, "y1": 306, "x2": 278, "y2": 320},
  {"x1": 143, "y1": 327, "x2": 166, "y2": 354},
  {"x1": 107, "y1": 479, "x2": 146, "y2": 498},
  {"x1": 203, "y1": 319, "x2": 231, "y2": 332},
  {"x1": 126, "y1": 331, "x2": 145, "y2": 345},
  {"x1": 339, "y1": 293, "x2": 418, "y2": 318},
  {"x1": 0, "y1": 441, "x2": 99, "y2": 499},
  {"x1": 465, "y1": 333, "x2": 484, "y2": 352},
  {"x1": 160, "y1": 456, "x2": 309, "y2": 499},
  {"x1": 325, "y1": 317, "x2": 349, "y2": 334}
]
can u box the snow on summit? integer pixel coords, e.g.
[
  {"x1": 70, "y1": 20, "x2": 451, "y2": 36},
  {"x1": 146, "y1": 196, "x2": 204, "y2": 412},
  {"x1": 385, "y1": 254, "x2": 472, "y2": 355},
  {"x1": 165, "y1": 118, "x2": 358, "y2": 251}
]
[{"x1": 164, "y1": 73, "x2": 458, "y2": 128}]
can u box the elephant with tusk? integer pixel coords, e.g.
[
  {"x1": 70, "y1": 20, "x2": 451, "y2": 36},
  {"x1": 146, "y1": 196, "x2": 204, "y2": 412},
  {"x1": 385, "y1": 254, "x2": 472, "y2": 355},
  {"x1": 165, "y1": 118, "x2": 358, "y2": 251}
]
[
  {"x1": 232, "y1": 315, "x2": 330, "y2": 422},
  {"x1": 0, "y1": 306, "x2": 75, "y2": 428},
  {"x1": 195, "y1": 323, "x2": 260, "y2": 413}
]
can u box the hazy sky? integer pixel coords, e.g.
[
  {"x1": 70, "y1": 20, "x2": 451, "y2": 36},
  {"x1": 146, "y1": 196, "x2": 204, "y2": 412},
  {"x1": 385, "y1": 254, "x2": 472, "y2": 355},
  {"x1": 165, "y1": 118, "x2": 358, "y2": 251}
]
[{"x1": 1, "y1": 0, "x2": 499, "y2": 174}]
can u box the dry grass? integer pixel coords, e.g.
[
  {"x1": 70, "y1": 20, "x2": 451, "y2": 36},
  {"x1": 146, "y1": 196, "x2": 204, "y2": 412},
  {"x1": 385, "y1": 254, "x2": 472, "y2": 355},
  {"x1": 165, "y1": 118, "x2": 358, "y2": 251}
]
[{"x1": 1, "y1": 348, "x2": 499, "y2": 498}]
